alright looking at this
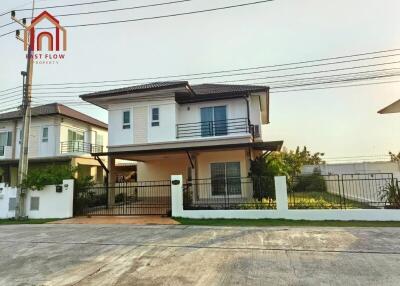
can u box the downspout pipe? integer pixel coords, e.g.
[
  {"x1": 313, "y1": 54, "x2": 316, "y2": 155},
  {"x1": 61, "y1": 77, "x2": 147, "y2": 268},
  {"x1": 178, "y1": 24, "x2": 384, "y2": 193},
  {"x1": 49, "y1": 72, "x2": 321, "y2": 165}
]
[{"x1": 243, "y1": 94, "x2": 253, "y2": 141}]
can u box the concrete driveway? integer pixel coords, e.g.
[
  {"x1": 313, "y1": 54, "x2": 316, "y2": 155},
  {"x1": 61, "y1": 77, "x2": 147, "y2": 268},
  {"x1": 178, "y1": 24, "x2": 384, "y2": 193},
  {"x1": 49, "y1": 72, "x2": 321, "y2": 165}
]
[{"x1": 1, "y1": 224, "x2": 400, "y2": 285}]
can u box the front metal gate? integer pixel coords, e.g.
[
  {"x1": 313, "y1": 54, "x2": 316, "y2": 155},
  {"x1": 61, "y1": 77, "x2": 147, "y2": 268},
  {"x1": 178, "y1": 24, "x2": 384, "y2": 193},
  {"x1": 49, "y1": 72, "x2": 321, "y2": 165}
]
[{"x1": 73, "y1": 180, "x2": 171, "y2": 216}]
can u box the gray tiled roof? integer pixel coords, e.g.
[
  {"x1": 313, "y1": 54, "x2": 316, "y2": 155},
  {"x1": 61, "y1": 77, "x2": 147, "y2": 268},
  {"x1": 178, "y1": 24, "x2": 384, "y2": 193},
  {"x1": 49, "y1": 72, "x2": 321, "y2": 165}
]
[
  {"x1": 191, "y1": 83, "x2": 268, "y2": 95},
  {"x1": 80, "y1": 81, "x2": 189, "y2": 98},
  {"x1": 80, "y1": 81, "x2": 268, "y2": 101},
  {"x1": 0, "y1": 103, "x2": 107, "y2": 129}
]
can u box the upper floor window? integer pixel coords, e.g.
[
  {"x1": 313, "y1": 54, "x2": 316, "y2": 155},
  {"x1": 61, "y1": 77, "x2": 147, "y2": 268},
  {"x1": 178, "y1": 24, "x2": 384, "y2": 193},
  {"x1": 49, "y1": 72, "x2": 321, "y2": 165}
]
[
  {"x1": 0, "y1": 131, "x2": 12, "y2": 156},
  {"x1": 123, "y1": 110, "x2": 131, "y2": 129},
  {"x1": 42, "y1": 127, "x2": 49, "y2": 143},
  {"x1": 0, "y1": 131, "x2": 12, "y2": 146},
  {"x1": 151, "y1": 107, "x2": 159, "y2": 127},
  {"x1": 96, "y1": 133, "x2": 103, "y2": 146},
  {"x1": 68, "y1": 129, "x2": 84, "y2": 142}
]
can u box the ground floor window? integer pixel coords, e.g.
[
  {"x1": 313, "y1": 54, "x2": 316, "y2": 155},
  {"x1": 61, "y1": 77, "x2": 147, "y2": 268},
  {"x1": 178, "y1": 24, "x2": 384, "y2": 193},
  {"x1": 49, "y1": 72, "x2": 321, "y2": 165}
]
[{"x1": 210, "y1": 162, "x2": 241, "y2": 196}]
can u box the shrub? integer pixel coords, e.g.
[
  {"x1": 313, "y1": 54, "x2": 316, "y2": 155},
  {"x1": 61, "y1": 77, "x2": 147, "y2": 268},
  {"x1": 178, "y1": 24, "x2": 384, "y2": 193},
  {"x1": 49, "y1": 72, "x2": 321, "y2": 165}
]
[
  {"x1": 115, "y1": 193, "x2": 125, "y2": 203},
  {"x1": 292, "y1": 174, "x2": 327, "y2": 193},
  {"x1": 239, "y1": 198, "x2": 275, "y2": 209},
  {"x1": 289, "y1": 198, "x2": 336, "y2": 209},
  {"x1": 21, "y1": 165, "x2": 74, "y2": 190},
  {"x1": 379, "y1": 181, "x2": 400, "y2": 209},
  {"x1": 252, "y1": 176, "x2": 276, "y2": 200}
]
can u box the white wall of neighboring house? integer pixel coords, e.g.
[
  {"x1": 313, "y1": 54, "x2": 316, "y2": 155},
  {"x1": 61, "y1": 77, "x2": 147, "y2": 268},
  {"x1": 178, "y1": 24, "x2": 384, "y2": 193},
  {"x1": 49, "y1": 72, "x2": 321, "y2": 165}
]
[
  {"x1": 0, "y1": 179, "x2": 74, "y2": 219},
  {"x1": 302, "y1": 161, "x2": 400, "y2": 180}
]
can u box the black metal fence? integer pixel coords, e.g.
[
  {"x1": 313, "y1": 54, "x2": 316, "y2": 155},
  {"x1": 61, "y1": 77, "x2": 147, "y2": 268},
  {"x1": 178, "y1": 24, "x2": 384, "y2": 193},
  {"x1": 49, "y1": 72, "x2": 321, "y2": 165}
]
[
  {"x1": 288, "y1": 173, "x2": 396, "y2": 209},
  {"x1": 183, "y1": 177, "x2": 276, "y2": 210},
  {"x1": 176, "y1": 118, "x2": 250, "y2": 139},
  {"x1": 74, "y1": 180, "x2": 171, "y2": 216},
  {"x1": 60, "y1": 141, "x2": 104, "y2": 154}
]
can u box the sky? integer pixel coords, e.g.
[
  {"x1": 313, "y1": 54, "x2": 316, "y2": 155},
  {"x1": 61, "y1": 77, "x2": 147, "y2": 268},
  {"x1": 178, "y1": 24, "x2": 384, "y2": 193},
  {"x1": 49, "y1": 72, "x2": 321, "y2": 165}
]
[{"x1": 0, "y1": 0, "x2": 399, "y2": 162}]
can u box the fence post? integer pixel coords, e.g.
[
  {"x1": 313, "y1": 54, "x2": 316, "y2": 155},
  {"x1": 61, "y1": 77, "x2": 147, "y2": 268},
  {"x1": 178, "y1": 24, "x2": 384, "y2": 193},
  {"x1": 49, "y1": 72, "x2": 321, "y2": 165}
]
[
  {"x1": 274, "y1": 176, "x2": 288, "y2": 211},
  {"x1": 171, "y1": 175, "x2": 183, "y2": 217}
]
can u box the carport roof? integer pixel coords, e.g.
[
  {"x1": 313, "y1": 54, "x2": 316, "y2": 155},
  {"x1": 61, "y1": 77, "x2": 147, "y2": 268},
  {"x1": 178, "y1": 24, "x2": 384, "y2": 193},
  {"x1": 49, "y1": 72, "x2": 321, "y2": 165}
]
[{"x1": 92, "y1": 140, "x2": 283, "y2": 157}]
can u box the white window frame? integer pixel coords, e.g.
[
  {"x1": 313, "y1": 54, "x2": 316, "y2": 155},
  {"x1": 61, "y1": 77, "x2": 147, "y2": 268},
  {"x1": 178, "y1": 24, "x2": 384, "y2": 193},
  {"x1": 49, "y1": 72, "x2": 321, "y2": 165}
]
[
  {"x1": 151, "y1": 107, "x2": 160, "y2": 127},
  {"x1": 42, "y1": 127, "x2": 49, "y2": 143},
  {"x1": 122, "y1": 110, "x2": 131, "y2": 130}
]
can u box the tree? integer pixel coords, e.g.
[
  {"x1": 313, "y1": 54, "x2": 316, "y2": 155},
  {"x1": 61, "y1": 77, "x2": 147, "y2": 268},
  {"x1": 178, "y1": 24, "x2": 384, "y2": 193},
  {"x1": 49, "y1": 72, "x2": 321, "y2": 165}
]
[
  {"x1": 389, "y1": 151, "x2": 400, "y2": 162},
  {"x1": 251, "y1": 146, "x2": 325, "y2": 179},
  {"x1": 249, "y1": 146, "x2": 324, "y2": 200}
]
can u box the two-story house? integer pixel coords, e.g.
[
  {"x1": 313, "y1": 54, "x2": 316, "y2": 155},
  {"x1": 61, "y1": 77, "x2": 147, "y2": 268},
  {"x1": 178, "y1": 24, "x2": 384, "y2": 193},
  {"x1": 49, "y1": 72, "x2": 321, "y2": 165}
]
[
  {"x1": 0, "y1": 103, "x2": 108, "y2": 186},
  {"x1": 81, "y1": 82, "x2": 282, "y2": 190}
]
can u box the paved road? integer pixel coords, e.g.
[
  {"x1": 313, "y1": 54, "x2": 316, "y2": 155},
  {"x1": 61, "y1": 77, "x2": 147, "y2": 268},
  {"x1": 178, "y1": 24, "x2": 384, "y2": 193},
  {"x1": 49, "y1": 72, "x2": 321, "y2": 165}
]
[{"x1": 1, "y1": 224, "x2": 400, "y2": 285}]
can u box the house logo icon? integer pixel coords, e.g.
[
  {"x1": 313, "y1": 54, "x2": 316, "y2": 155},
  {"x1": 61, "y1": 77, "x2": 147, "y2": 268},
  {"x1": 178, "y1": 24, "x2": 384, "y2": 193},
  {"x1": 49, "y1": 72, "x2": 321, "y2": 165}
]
[{"x1": 24, "y1": 11, "x2": 67, "y2": 52}]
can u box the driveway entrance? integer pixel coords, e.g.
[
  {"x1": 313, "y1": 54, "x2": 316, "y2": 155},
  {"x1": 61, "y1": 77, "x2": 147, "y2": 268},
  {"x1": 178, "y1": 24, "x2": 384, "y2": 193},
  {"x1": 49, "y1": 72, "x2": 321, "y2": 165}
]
[
  {"x1": 74, "y1": 180, "x2": 171, "y2": 216},
  {"x1": 53, "y1": 215, "x2": 179, "y2": 225}
]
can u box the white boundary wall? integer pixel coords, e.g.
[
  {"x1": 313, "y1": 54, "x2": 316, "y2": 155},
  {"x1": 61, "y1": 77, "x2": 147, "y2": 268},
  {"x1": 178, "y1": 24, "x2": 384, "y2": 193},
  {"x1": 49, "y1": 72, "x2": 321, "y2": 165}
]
[
  {"x1": 171, "y1": 175, "x2": 400, "y2": 221},
  {"x1": 0, "y1": 179, "x2": 74, "y2": 219}
]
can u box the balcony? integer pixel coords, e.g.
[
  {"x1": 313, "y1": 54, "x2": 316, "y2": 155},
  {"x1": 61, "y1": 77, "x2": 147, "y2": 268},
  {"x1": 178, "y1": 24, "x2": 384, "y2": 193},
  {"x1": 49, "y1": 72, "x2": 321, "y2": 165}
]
[
  {"x1": 60, "y1": 141, "x2": 104, "y2": 154},
  {"x1": 0, "y1": 146, "x2": 4, "y2": 156},
  {"x1": 176, "y1": 118, "x2": 251, "y2": 139}
]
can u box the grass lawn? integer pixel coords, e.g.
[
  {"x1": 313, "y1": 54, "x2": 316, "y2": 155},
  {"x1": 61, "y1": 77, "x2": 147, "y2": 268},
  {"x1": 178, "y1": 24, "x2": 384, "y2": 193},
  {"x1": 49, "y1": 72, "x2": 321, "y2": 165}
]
[
  {"x1": 289, "y1": 191, "x2": 370, "y2": 209},
  {"x1": 175, "y1": 218, "x2": 400, "y2": 227},
  {"x1": 0, "y1": 218, "x2": 60, "y2": 225}
]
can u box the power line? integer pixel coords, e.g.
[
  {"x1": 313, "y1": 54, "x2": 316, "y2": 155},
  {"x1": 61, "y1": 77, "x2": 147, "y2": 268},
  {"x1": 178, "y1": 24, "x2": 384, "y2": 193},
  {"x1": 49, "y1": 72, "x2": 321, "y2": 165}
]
[
  {"x1": 1, "y1": 48, "x2": 398, "y2": 91},
  {"x1": 270, "y1": 79, "x2": 400, "y2": 93},
  {"x1": 1, "y1": 48, "x2": 400, "y2": 95},
  {"x1": 0, "y1": 0, "x2": 274, "y2": 38},
  {"x1": 0, "y1": 0, "x2": 196, "y2": 30},
  {"x1": 18, "y1": 67, "x2": 398, "y2": 93},
  {"x1": 20, "y1": 75, "x2": 400, "y2": 105},
  {"x1": 29, "y1": 69, "x2": 400, "y2": 95},
  {"x1": 0, "y1": 0, "x2": 124, "y2": 17},
  {"x1": 1, "y1": 67, "x2": 399, "y2": 104},
  {"x1": 21, "y1": 53, "x2": 400, "y2": 88},
  {"x1": 0, "y1": 30, "x2": 16, "y2": 38}
]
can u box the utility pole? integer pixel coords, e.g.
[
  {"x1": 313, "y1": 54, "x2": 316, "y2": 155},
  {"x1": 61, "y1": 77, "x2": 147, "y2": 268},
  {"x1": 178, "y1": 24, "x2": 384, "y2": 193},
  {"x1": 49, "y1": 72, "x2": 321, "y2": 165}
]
[{"x1": 12, "y1": 1, "x2": 35, "y2": 219}]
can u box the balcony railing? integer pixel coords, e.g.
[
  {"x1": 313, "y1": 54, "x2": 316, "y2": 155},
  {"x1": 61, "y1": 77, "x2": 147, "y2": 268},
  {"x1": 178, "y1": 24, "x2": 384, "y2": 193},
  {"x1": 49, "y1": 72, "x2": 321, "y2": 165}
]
[
  {"x1": 60, "y1": 141, "x2": 104, "y2": 154},
  {"x1": 176, "y1": 118, "x2": 250, "y2": 139},
  {"x1": 0, "y1": 146, "x2": 4, "y2": 156}
]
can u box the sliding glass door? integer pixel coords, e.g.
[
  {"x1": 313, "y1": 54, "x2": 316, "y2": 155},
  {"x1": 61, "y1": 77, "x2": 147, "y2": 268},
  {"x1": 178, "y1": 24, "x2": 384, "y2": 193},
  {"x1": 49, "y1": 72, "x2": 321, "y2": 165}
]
[
  {"x1": 210, "y1": 162, "x2": 241, "y2": 196},
  {"x1": 200, "y1": 106, "x2": 227, "y2": 137}
]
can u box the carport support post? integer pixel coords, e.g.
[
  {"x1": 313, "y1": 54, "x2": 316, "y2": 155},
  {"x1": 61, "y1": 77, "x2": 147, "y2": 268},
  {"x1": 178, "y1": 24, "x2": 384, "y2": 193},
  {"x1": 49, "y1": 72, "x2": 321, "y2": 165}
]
[
  {"x1": 274, "y1": 176, "x2": 288, "y2": 211},
  {"x1": 107, "y1": 156, "x2": 116, "y2": 207},
  {"x1": 171, "y1": 175, "x2": 183, "y2": 217}
]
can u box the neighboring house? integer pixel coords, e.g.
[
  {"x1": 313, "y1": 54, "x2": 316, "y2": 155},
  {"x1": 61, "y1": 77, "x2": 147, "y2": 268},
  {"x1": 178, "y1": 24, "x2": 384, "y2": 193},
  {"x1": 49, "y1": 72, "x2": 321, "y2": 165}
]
[
  {"x1": 81, "y1": 81, "x2": 283, "y2": 190},
  {"x1": 0, "y1": 103, "x2": 108, "y2": 186},
  {"x1": 378, "y1": 99, "x2": 400, "y2": 114}
]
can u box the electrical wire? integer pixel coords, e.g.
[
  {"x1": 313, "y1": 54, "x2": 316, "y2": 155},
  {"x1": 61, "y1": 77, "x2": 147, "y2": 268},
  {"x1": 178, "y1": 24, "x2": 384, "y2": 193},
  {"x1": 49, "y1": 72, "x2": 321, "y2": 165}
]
[
  {"x1": 0, "y1": 0, "x2": 126, "y2": 17},
  {"x1": 0, "y1": 0, "x2": 196, "y2": 30}
]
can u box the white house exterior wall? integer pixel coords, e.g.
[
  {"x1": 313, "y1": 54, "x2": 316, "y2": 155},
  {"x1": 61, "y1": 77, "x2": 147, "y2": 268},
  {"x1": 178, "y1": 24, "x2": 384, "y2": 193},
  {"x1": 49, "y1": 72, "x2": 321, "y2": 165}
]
[
  {"x1": 177, "y1": 98, "x2": 248, "y2": 126},
  {"x1": 107, "y1": 97, "x2": 256, "y2": 147}
]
